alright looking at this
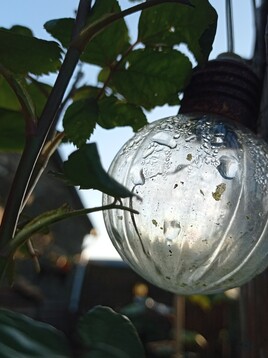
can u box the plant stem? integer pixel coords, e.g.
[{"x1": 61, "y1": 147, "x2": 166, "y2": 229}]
[
  {"x1": 0, "y1": 64, "x2": 37, "y2": 134},
  {"x1": 0, "y1": 0, "x2": 92, "y2": 254},
  {"x1": 9, "y1": 201, "x2": 139, "y2": 254},
  {"x1": 96, "y1": 40, "x2": 139, "y2": 101},
  {"x1": 22, "y1": 132, "x2": 65, "y2": 211}
]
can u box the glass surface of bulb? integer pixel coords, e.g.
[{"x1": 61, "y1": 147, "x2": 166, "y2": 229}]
[{"x1": 103, "y1": 114, "x2": 268, "y2": 295}]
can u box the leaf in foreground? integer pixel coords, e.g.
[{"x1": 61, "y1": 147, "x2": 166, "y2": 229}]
[
  {"x1": 98, "y1": 95, "x2": 147, "y2": 132},
  {"x1": 44, "y1": 18, "x2": 74, "y2": 48},
  {"x1": 0, "y1": 109, "x2": 25, "y2": 151},
  {"x1": 138, "y1": 0, "x2": 217, "y2": 65},
  {"x1": 112, "y1": 48, "x2": 192, "y2": 110},
  {"x1": 0, "y1": 75, "x2": 51, "y2": 117},
  {"x1": 81, "y1": 0, "x2": 130, "y2": 67},
  {"x1": 63, "y1": 143, "x2": 134, "y2": 197},
  {"x1": 77, "y1": 306, "x2": 145, "y2": 358},
  {"x1": 0, "y1": 308, "x2": 71, "y2": 358},
  {"x1": 63, "y1": 98, "x2": 98, "y2": 147},
  {"x1": 0, "y1": 29, "x2": 62, "y2": 75}
]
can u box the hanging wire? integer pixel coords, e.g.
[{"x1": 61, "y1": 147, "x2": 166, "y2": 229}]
[
  {"x1": 226, "y1": 0, "x2": 234, "y2": 52},
  {"x1": 251, "y1": 0, "x2": 258, "y2": 36},
  {"x1": 251, "y1": 0, "x2": 260, "y2": 71}
]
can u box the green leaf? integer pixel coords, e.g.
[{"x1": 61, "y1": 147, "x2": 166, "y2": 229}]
[
  {"x1": 44, "y1": 18, "x2": 74, "y2": 48},
  {"x1": 81, "y1": 0, "x2": 130, "y2": 67},
  {"x1": 98, "y1": 95, "x2": 147, "y2": 131},
  {"x1": 97, "y1": 67, "x2": 110, "y2": 83},
  {"x1": 111, "y1": 48, "x2": 192, "y2": 109},
  {"x1": 138, "y1": 0, "x2": 217, "y2": 64},
  {"x1": 72, "y1": 85, "x2": 101, "y2": 101},
  {"x1": 63, "y1": 143, "x2": 134, "y2": 197},
  {"x1": 1, "y1": 25, "x2": 33, "y2": 37},
  {"x1": 26, "y1": 81, "x2": 52, "y2": 116},
  {"x1": 0, "y1": 309, "x2": 71, "y2": 358},
  {"x1": 0, "y1": 109, "x2": 25, "y2": 151},
  {"x1": 0, "y1": 75, "x2": 21, "y2": 111},
  {"x1": 0, "y1": 75, "x2": 51, "y2": 116},
  {"x1": 77, "y1": 306, "x2": 145, "y2": 358},
  {"x1": 0, "y1": 29, "x2": 62, "y2": 75},
  {"x1": 0, "y1": 66, "x2": 36, "y2": 123},
  {"x1": 63, "y1": 99, "x2": 98, "y2": 147}
]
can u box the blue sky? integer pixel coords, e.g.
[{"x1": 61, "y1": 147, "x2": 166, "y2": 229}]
[{"x1": 0, "y1": 0, "x2": 256, "y2": 259}]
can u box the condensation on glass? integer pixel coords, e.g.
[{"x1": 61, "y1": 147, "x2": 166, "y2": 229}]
[{"x1": 103, "y1": 115, "x2": 268, "y2": 295}]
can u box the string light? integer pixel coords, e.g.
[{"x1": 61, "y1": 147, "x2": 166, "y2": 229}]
[{"x1": 103, "y1": 1, "x2": 268, "y2": 294}]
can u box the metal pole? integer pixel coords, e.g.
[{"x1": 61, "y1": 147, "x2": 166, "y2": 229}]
[{"x1": 173, "y1": 295, "x2": 185, "y2": 357}]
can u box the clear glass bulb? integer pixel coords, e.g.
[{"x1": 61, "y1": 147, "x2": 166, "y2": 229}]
[{"x1": 103, "y1": 114, "x2": 268, "y2": 295}]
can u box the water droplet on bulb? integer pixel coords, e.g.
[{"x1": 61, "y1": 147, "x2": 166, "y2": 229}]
[
  {"x1": 143, "y1": 146, "x2": 155, "y2": 158},
  {"x1": 163, "y1": 220, "x2": 181, "y2": 243},
  {"x1": 185, "y1": 134, "x2": 196, "y2": 142},
  {"x1": 211, "y1": 136, "x2": 225, "y2": 146},
  {"x1": 152, "y1": 132, "x2": 177, "y2": 148},
  {"x1": 217, "y1": 155, "x2": 239, "y2": 179},
  {"x1": 131, "y1": 167, "x2": 145, "y2": 185}
]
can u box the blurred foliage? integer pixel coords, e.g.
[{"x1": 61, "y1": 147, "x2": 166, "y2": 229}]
[
  {"x1": 0, "y1": 308, "x2": 71, "y2": 357},
  {"x1": 0, "y1": 306, "x2": 145, "y2": 357},
  {"x1": 77, "y1": 306, "x2": 146, "y2": 357}
]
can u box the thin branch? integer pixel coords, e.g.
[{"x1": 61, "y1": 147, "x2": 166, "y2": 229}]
[
  {"x1": 72, "y1": 0, "x2": 91, "y2": 38},
  {"x1": 9, "y1": 201, "x2": 139, "y2": 253},
  {"x1": 96, "y1": 40, "x2": 139, "y2": 100},
  {"x1": 22, "y1": 131, "x2": 65, "y2": 210},
  {"x1": 21, "y1": 69, "x2": 83, "y2": 210},
  {"x1": 26, "y1": 239, "x2": 40, "y2": 273}
]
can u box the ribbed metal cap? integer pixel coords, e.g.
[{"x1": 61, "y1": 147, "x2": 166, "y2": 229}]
[{"x1": 179, "y1": 54, "x2": 261, "y2": 132}]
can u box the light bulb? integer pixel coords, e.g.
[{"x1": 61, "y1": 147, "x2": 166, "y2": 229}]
[
  {"x1": 103, "y1": 56, "x2": 268, "y2": 295},
  {"x1": 103, "y1": 114, "x2": 268, "y2": 295}
]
